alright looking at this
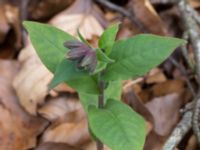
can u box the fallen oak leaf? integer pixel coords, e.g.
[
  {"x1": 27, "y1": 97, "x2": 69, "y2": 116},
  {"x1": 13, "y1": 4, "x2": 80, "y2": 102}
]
[
  {"x1": 13, "y1": 41, "x2": 53, "y2": 115},
  {"x1": 0, "y1": 60, "x2": 48, "y2": 150},
  {"x1": 128, "y1": 0, "x2": 168, "y2": 35},
  {"x1": 42, "y1": 118, "x2": 91, "y2": 147},
  {"x1": 38, "y1": 96, "x2": 85, "y2": 122},
  {"x1": 50, "y1": 0, "x2": 108, "y2": 40}
]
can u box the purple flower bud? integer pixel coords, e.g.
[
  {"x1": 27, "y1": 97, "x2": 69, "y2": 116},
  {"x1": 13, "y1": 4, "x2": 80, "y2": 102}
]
[
  {"x1": 79, "y1": 51, "x2": 97, "y2": 72},
  {"x1": 64, "y1": 40, "x2": 97, "y2": 72}
]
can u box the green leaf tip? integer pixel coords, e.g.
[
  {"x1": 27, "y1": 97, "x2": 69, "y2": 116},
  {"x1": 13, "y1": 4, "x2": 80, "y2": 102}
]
[
  {"x1": 103, "y1": 34, "x2": 187, "y2": 81},
  {"x1": 99, "y1": 23, "x2": 120, "y2": 55}
]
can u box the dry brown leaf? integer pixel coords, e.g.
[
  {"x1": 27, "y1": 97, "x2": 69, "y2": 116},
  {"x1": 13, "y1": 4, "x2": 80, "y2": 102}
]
[
  {"x1": 151, "y1": 79, "x2": 185, "y2": 97},
  {"x1": 50, "y1": 0, "x2": 108, "y2": 40},
  {"x1": 185, "y1": 135, "x2": 198, "y2": 150},
  {"x1": 38, "y1": 96, "x2": 85, "y2": 122},
  {"x1": 0, "y1": 5, "x2": 10, "y2": 44},
  {"x1": 145, "y1": 92, "x2": 182, "y2": 136},
  {"x1": 189, "y1": 0, "x2": 200, "y2": 8},
  {"x1": 35, "y1": 142, "x2": 83, "y2": 150},
  {"x1": 42, "y1": 118, "x2": 91, "y2": 147},
  {"x1": 146, "y1": 68, "x2": 167, "y2": 84},
  {"x1": 0, "y1": 60, "x2": 47, "y2": 150},
  {"x1": 0, "y1": 4, "x2": 21, "y2": 48},
  {"x1": 128, "y1": 0, "x2": 167, "y2": 35},
  {"x1": 13, "y1": 41, "x2": 53, "y2": 115},
  {"x1": 139, "y1": 79, "x2": 185, "y2": 102},
  {"x1": 29, "y1": 0, "x2": 74, "y2": 20}
]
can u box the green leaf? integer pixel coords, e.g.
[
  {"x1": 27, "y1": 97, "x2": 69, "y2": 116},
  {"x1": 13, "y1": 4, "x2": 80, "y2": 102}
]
[
  {"x1": 79, "y1": 92, "x2": 98, "y2": 112},
  {"x1": 79, "y1": 81, "x2": 122, "y2": 111},
  {"x1": 99, "y1": 24, "x2": 119, "y2": 55},
  {"x1": 96, "y1": 49, "x2": 115, "y2": 63},
  {"x1": 77, "y1": 29, "x2": 91, "y2": 47},
  {"x1": 49, "y1": 59, "x2": 99, "y2": 94},
  {"x1": 93, "y1": 61, "x2": 107, "y2": 74},
  {"x1": 105, "y1": 81, "x2": 122, "y2": 100},
  {"x1": 23, "y1": 21, "x2": 75, "y2": 72},
  {"x1": 88, "y1": 99, "x2": 146, "y2": 150},
  {"x1": 103, "y1": 34, "x2": 186, "y2": 81}
]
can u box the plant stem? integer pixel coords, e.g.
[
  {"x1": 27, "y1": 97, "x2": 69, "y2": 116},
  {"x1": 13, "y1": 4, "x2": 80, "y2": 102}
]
[
  {"x1": 96, "y1": 72, "x2": 105, "y2": 150},
  {"x1": 98, "y1": 80, "x2": 104, "y2": 108}
]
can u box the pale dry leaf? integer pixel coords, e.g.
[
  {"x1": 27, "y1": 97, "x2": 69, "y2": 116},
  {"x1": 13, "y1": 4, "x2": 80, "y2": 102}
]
[
  {"x1": 0, "y1": 60, "x2": 47, "y2": 150},
  {"x1": 129, "y1": 0, "x2": 168, "y2": 35},
  {"x1": 13, "y1": 40, "x2": 53, "y2": 115},
  {"x1": 38, "y1": 96, "x2": 85, "y2": 122},
  {"x1": 0, "y1": 4, "x2": 21, "y2": 48},
  {"x1": 50, "y1": 0, "x2": 108, "y2": 39},
  {"x1": 145, "y1": 92, "x2": 183, "y2": 136},
  {"x1": 42, "y1": 118, "x2": 91, "y2": 147},
  {"x1": 0, "y1": 5, "x2": 10, "y2": 43},
  {"x1": 29, "y1": 0, "x2": 74, "y2": 20},
  {"x1": 151, "y1": 79, "x2": 185, "y2": 97},
  {"x1": 35, "y1": 142, "x2": 83, "y2": 150},
  {"x1": 189, "y1": 0, "x2": 200, "y2": 8},
  {"x1": 146, "y1": 68, "x2": 167, "y2": 84}
]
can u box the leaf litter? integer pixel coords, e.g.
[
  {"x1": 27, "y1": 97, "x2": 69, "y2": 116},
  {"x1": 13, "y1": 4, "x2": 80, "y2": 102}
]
[{"x1": 0, "y1": 0, "x2": 200, "y2": 149}]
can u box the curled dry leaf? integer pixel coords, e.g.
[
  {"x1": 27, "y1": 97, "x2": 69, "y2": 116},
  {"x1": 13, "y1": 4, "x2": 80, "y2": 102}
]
[
  {"x1": 13, "y1": 41, "x2": 53, "y2": 115},
  {"x1": 13, "y1": 40, "x2": 75, "y2": 115},
  {"x1": 35, "y1": 142, "x2": 83, "y2": 150},
  {"x1": 0, "y1": 60, "x2": 47, "y2": 150},
  {"x1": 42, "y1": 118, "x2": 91, "y2": 147},
  {"x1": 189, "y1": 0, "x2": 200, "y2": 8},
  {"x1": 128, "y1": 0, "x2": 167, "y2": 35},
  {"x1": 50, "y1": 0, "x2": 108, "y2": 39},
  {"x1": 29, "y1": 0, "x2": 74, "y2": 20},
  {"x1": 0, "y1": 4, "x2": 21, "y2": 48},
  {"x1": 146, "y1": 68, "x2": 167, "y2": 84},
  {"x1": 40, "y1": 95, "x2": 89, "y2": 147},
  {"x1": 145, "y1": 92, "x2": 183, "y2": 136},
  {"x1": 38, "y1": 96, "x2": 85, "y2": 122}
]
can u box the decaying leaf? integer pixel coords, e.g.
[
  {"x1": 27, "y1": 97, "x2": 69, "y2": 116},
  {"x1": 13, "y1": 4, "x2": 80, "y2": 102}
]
[
  {"x1": 128, "y1": 0, "x2": 167, "y2": 35},
  {"x1": 0, "y1": 4, "x2": 21, "y2": 48},
  {"x1": 50, "y1": 0, "x2": 108, "y2": 39},
  {"x1": 0, "y1": 60, "x2": 47, "y2": 150},
  {"x1": 42, "y1": 118, "x2": 91, "y2": 147},
  {"x1": 38, "y1": 96, "x2": 85, "y2": 122},
  {"x1": 189, "y1": 0, "x2": 200, "y2": 8},
  {"x1": 29, "y1": 0, "x2": 74, "y2": 20},
  {"x1": 146, "y1": 68, "x2": 167, "y2": 84},
  {"x1": 145, "y1": 92, "x2": 183, "y2": 136},
  {"x1": 13, "y1": 39, "x2": 75, "y2": 115},
  {"x1": 13, "y1": 41, "x2": 53, "y2": 115}
]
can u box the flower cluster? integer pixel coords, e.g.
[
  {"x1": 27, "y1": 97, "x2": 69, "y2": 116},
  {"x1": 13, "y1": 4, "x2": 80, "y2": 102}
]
[{"x1": 64, "y1": 40, "x2": 97, "y2": 72}]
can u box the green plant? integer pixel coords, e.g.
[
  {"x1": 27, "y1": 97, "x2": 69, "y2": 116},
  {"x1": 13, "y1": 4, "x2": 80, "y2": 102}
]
[{"x1": 23, "y1": 21, "x2": 185, "y2": 150}]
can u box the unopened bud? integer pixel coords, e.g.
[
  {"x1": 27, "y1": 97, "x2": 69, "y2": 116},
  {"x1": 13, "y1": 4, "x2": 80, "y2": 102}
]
[{"x1": 64, "y1": 40, "x2": 97, "y2": 72}]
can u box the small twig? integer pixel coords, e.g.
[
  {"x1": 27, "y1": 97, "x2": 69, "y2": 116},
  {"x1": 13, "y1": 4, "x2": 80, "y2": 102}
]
[
  {"x1": 94, "y1": 0, "x2": 148, "y2": 33},
  {"x1": 181, "y1": 31, "x2": 195, "y2": 72},
  {"x1": 177, "y1": 0, "x2": 200, "y2": 144},
  {"x1": 164, "y1": 0, "x2": 200, "y2": 147}
]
